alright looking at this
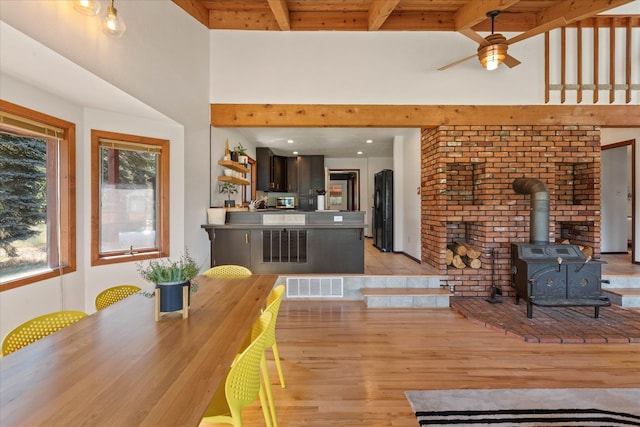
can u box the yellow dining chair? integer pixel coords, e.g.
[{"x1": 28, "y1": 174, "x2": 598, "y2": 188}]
[
  {"x1": 238, "y1": 285, "x2": 286, "y2": 388},
  {"x1": 263, "y1": 285, "x2": 286, "y2": 389},
  {"x1": 203, "y1": 265, "x2": 252, "y2": 278},
  {"x1": 95, "y1": 285, "x2": 141, "y2": 310},
  {"x1": 1, "y1": 310, "x2": 88, "y2": 356},
  {"x1": 201, "y1": 311, "x2": 274, "y2": 427}
]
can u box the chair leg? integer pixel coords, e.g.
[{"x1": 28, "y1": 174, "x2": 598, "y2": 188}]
[
  {"x1": 271, "y1": 343, "x2": 286, "y2": 388},
  {"x1": 261, "y1": 353, "x2": 279, "y2": 427},
  {"x1": 258, "y1": 380, "x2": 273, "y2": 427}
]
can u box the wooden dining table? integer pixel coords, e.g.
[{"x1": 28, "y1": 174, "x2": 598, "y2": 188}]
[{"x1": 0, "y1": 274, "x2": 277, "y2": 426}]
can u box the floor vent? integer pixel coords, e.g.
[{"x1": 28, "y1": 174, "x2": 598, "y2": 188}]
[{"x1": 286, "y1": 277, "x2": 343, "y2": 298}]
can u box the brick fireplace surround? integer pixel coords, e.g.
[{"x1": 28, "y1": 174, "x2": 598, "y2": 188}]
[{"x1": 421, "y1": 125, "x2": 601, "y2": 297}]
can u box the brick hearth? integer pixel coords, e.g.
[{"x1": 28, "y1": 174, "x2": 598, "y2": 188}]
[
  {"x1": 452, "y1": 297, "x2": 640, "y2": 344},
  {"x1": 421, "y1": 125, "x2": 601, "y2": 297}
]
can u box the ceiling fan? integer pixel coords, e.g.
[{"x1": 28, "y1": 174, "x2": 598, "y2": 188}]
[{"x1": 438, "y1": 10, "x2": 566, "y2": 71}]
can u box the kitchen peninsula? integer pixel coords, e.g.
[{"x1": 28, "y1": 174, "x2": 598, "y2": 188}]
[{"x1": 202, "y1": 210, "x2": 365, "y2": 274}]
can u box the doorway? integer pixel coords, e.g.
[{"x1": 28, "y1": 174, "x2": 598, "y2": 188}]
[
  {"x1": 328, "y1": 169, "x2": 360, "y2": 211},
  {"x1": 601, "y1": 139, "x2": 635, "y2": 264}
]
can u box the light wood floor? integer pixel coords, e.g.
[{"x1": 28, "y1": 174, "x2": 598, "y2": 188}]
[{"x1": 201, "y1": 301, "x2": 640, "y2": 427}]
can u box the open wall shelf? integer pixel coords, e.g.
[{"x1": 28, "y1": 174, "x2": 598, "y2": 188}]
[{"x1": 217, "y1": 176, "x2": 250, "y2": 186}]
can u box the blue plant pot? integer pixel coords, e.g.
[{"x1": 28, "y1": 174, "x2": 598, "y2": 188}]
[{"x1": 156, "y1": 280, "x2": 190, "y2": 312}]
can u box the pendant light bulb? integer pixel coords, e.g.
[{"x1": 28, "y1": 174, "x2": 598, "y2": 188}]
[
  {"x1": 102, "y1": 0, "x2": 126, "y2": 38},
  {"x1": 74, "y1": 0, "x2": 101, "y2": 16}
]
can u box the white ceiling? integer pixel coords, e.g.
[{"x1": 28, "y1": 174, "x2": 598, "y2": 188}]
[{"x1": 232, "y1": 126, "x2": 416, "y2": 158}]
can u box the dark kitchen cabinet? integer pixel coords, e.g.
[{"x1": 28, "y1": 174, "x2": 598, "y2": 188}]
[
  {"x1": 297, "y1": 155, "x2": 324, "y2": 211},
  {"x1": 256, "y1": 147, "x2": 287, "y2": 192},
  {"x1": 272, "y1": 155, "x2": 287, "y2": 191},
  {"x1": 211, "y1": 228, "x2": 252, "y2": 268},
  {"x1": 286, "y1": 156, "x2": 298, "y2": 192}
]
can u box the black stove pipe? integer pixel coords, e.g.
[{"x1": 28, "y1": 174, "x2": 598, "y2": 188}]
[{"x1": 512, "y1": 178, "x2": 549, "y2": 244}]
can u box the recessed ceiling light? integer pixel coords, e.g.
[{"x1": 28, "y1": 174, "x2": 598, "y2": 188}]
[
  {"x1": 366, "y1": 139, "x2": 373, "y2": 144},
  {"x1": 293, "y1": 151, "x2": 299, "y2": 155},
  {"x1": 357, "y1": 151, "x2": 363, "y2": 155},
  {"x1": 287, "y1": 139, "x2": 294, "y2": 144}
]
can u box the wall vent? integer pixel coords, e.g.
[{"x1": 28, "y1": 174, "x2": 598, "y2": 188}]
[{"x1": 286, "y1": 277, "x2": 343, "y2": 298}]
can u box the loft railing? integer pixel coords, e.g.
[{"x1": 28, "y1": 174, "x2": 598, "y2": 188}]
[{"x1": 545, "y1": 15, "x2": 640, "y2": 104}]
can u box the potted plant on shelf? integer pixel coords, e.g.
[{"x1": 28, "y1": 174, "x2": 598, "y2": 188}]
[
  {"x1": 137, "y1": 250, "x2": 201, "y2": 315},
  {"x1": 234, "y1": 143, "x2": 248, "y2": 165},
  {"x1": 219, "y1": 182, "x2": 238, "y2": 207}
]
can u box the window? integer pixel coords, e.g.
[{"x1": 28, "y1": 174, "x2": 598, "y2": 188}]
[
  {"x1": 91, "y1": 130, "x2": 169, "y2": 265},
  {"x1": 0, "y1": 100, "x2": 76, "y2": 291}
]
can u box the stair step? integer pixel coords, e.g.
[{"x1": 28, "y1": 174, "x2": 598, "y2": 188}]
[
  {"x1": 602, "y1": 288, "x2": 640, "y2": 308},
  {"x1": 602, "y1": 275, "x2": 640, "y2": 289},
  {"x1": 361, "y1": 288, "x2": 451, "y2": 296},
  {"x1": 361, "y1": 287, "x2": 452, "y2": 308}
]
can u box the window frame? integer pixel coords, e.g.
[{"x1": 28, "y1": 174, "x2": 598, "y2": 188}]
[
  {"x1": 91, "y1": 129, "x2": 170, "y2": 266},
  {"x1": 0, "y1": 100, "x2": 77, "y2": 292}
]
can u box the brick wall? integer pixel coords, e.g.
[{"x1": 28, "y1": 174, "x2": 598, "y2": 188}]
[{"x1": 421, "y1": 125, "x2": 601, "y2": 297}]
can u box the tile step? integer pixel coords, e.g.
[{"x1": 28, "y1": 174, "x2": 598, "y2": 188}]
[
  {"x1": 361, "y1": 287, "x2": 452, "y2": 308},
  {"x1": 601, "y1": 275, "x2": 640, "y2": 289},
  {"x1": 602, "y1": 288, "x2": 640, "y2": 308}
]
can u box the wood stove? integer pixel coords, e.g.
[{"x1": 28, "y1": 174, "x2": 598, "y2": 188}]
[
  {"x1": 510, "y1": 178, "x2": 609, "y2": 318},
  {"x1": 511, "y1": 243, "x2": 609, "y2": 318}
]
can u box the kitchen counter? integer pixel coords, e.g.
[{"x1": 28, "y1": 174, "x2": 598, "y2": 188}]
[{"x1": 201, "y1": 211, "x2": 365, "y2": 274}]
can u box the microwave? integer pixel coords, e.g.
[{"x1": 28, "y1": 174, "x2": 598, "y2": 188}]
[{"x1": 276, "y1": 196, "x2": 295, "y2": 209}]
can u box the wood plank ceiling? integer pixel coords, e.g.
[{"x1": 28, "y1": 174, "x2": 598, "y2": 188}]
[{"x1": 173, "y1": 0, "x2": 634, "y2": 34}]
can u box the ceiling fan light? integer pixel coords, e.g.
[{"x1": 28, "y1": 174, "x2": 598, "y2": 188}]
[{"x1": 478, "y1": 42, "x2": 507, "y2": 71}]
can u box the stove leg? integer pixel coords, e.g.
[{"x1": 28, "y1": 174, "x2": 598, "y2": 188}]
[
  {"x1": 595, "y1": 306, "x2": 600, "y2": 318},
  {"x1": 527, "y1": 302, "x2": 533, "y2": 319},
  {"x1": 515, "y1": 294, "x2": 520, "y2": 305}
]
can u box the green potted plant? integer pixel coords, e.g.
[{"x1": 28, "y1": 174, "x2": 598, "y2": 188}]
[
  {"x1": 219, "y1": 182, "x2": 238, "y2": 207},
  {"x1": 234, "y1": 143, "x2": 248, "y2": 164},
  {"x1": 137, "y1": 250, "x2": 201, "y2": 313}
]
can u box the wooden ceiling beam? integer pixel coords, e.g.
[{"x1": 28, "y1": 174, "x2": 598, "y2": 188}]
[
  {"x1": 289, "y1": 11, "x2": 369, "y2": 31},
  {"x1": 208, "y1": 10, "x2": 280, "y2": 30},
  {"x1": 267, "y1": 0, "x2": 290, "y2": 31},
  {"x1": 368, "y1": 0, "x2": 400, "y2": 31},
  {"x1": 379, "y1": 12, "x2": 456, "y2": 31},
  {"x1": 210, "y1": 104, "x2": 640, "y2": 128},
  {"x1": 454, "y1": 0, "x2": 520, "y2": 31},
  {"x1": 536, "y1": 0, "x2": 636, "y2": 26}
]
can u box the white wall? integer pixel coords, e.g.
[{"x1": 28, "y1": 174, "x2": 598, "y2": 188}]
[
  {"x1": 210, "y1": 30, "x2": 547, "y2": 105},
  {"x1": 602, "y1": 128, "x2": 640, "y2": 262},
  {"x1": 397, "y1": 129, "x2": 422, "y2": 259},
  {"x1": 0, "y1": 1, "x2": 209, "y2": 338},
  {"x1": 601, "y1": 147, "x2": 629, "y2": 252}
]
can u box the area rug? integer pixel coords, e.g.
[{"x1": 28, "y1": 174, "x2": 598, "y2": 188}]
[{"x1": 405, "y1": 388, "x2": 640, "y2": 426}]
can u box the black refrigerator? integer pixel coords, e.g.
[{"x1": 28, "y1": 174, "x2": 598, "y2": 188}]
[{"x1": 373, "y1": 169, "x2": 393, "y2": 252}]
